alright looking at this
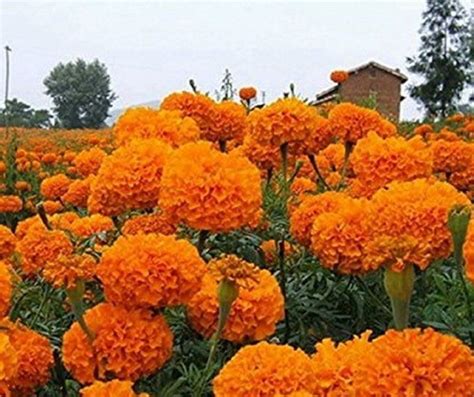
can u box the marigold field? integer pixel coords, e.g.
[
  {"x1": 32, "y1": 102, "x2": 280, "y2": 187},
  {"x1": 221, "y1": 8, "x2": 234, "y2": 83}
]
[{"x1": 0, "y1": 88, "x2": 473, "y2": 396}]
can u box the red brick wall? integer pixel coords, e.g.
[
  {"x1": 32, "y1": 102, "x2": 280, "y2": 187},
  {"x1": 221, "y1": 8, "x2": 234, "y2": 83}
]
[{"x1": 339, "y1": 66, "x2": 403, "y2": 120}]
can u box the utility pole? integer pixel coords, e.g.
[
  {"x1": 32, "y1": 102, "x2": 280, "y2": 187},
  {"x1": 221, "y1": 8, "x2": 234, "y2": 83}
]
[{"x1": 4, "y1": 45, "x2": 12, "y2": 135}]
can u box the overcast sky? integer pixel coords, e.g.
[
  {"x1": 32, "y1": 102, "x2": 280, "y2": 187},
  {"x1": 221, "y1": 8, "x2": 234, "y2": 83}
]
[{"x1": 0, "y1": 0, "x2": 471, "y2": 120}]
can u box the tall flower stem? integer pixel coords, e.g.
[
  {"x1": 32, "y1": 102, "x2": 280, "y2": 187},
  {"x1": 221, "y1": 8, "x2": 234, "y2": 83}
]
[
  {"x1": 384, "y1": 264, "x2": 415, "y2": 330},
  {"x1": 197, "y1": 230, "x2": 209, "y2": 257},
  {"x1": 307, "y1": 154, "x2": 331, "y2": 191},
  {"x1": 218, "y1": 140, "x2": 227, "y2": 152},
  {"x1": 277, "y1": 239, "x2": 290, "y2": 342},
  {"x1": 336, "y1": 141, "x2": 353, "y2": 190},
  {"x1": 66, "y1": 281, "x2": 94, "y2": 343}
]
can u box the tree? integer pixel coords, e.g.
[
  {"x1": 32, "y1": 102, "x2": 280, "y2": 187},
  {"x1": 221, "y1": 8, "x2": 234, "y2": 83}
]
[
  {"x1": 407, "y1": 0, "x2": 472, "y2": 118},
  {"x1": 44, "y1": 59, "x2": 117, "y2": 129},
  {"x1": 0, "y1": 98, "x2": 52, "y2": 128}
]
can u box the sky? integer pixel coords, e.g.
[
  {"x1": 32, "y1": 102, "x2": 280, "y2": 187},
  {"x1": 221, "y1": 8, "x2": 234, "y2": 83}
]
[{"x1": 0, "y1": 0, "x2": 471, "y2": 120}]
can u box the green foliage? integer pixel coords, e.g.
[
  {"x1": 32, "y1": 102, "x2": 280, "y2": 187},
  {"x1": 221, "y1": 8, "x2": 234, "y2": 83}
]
[
  {"x1": 407, "y1": 0, "x2": 472, "y2": 118},
  {"x1": 44, "y1": 59, "x2": 117, "y2": 129},
  {"x1": 0, "y1": 98, "x2": 52, "y2": 128}
]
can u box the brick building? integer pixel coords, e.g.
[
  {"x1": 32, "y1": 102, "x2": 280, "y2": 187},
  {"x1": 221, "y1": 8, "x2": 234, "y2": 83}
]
[{"x1": 313, "y1": 61, "x2": 408, "y2": 120}]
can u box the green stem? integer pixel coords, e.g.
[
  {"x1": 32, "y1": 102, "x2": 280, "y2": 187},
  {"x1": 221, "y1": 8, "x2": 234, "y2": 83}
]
[
  {"x1": 336, "y1": 141, "x2": 353, "y2": 190},
  {"x1": 355, "y1": 276, "x2": 392, "y2": 316},
  {"x1": 218, "y1": 140, "x2": 227, "y2": 152},
  {"x1": 66, "y1": 282, "x2": 94, "y2": 343},
  {"x1": 197, "y1": 230, "x2": 209, "y2": 257},
  {"x1": 277, "y1": 239, "x2": 290, "y2": 342},
  {"x1": 384, "y1": 264, "x2": 415, "y2": 330},
  {"x1": 308, "y1": 154, "x2": 331, "y2": 191}
]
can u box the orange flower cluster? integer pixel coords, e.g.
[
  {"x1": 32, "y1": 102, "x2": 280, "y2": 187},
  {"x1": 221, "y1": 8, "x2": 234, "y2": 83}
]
[
  {"x1": 368, "y1": 179, "x2": 470, "y2": 270},
  {"x1": 73, "y1": 147, "x2": 107, "y2": 177},
  {"x1": 0, "y1": 226, "x2": 16, "y2": 260},
  {"x1": 122, "y1": 211, "x2": 177, "y2": 236},
  {"x1": 260, "y1": 240, "x2": 295, "y2": 264},
  {"x1": 413, "y1": 123, "x2": 433, "y2": 137},
  {"x1": 62, "y1": 175, "x2": 95, "y2": 208},
  {"x1": 290, "y1": 191, "x2": 354, "y2": 246},
  {"x1": 62, "y1": 303, "x2": 173, "y2": 383},
  {"x1": 290, "y1": 177, "x2": 316, "y2": 198},
  {"x1": 330, "y1": 70, "x2": 349, "y2": 83},
  {"x1": 159, "y1": 142, "x2": 262, "y2": 232},
  {"x1": 349, "y1": 132, "x2": 433, "y2": 197},
  {"x1": 0, "y1": 319, "x2": 54, "y2": 395},
  {"x1": 310, "y1": 199, "x2": 378, "y2": 274},
  {"x1": 213, "y1": 342, "x2": 318, "y2": 397},
  {"x1": 43, "y1": 253, "x2": 96, "y2": 289},
  {"x1": 161, "y1": 91, "x2": 216, "y2": 139},
  {"x1": 315, "y1": 143, "x2": 346, "y2": 187},
  {"x1": 43, "y1": 199, "x2": 64, "y2": 214},
  {"x1": 98, "y1": 233, "x2": 206, "y2": 309},
  {"x1": 114, "y1": 107, "x2": 200, "y2": 147},
  {"x1": 0, "y1": 195, "x2": 22, "y2": 213},
  {"x1": 68, "y1": 214, "x2": 114, "y2": 238},
  {"x1": 431, "y1": 138, "x2": 474, "y2": 174},
  {"x1": 247, "y1": 98, "x2": 328, "y2": 152},
  {"x1": 208, "y1": 101, "x2": 247, "y2": 143},
  {"x1": 464, "y1": 222, "x2": 474, "y2": 284},
  {"x1": 328, "y1": 102, "x2": 396, "y2": 144},
  {"x1": 239, "y1": 87, "x2": 257, "y2": 101},
  {"x1": 0, "y1": 261, "x2": 12, "y2": 317},
  {"x1": 40, "y1": 173, "x2": 72, "y2": 200},
  {"x1": 0, "y1": 333, "x2": 18, "y2": 395},
  {"x1": 188, "y1": 257, "x2": 284, "y2": 342},
  {"x1": 88, "y1": 138, "x2": 172, "y2": 216},
  {"x1": 16, "y1": 226, "x2": 73, "y2": 275},
  {"x1": 80, "y1": 380, "x2": 149, "y2": 397},
  {"x1": 311, "y1": 328, "x2": 474, "y2": 396}
]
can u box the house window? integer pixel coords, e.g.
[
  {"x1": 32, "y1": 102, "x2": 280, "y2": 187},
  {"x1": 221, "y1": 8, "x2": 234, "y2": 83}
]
[{"x1": 369, "y1": 68, "x2": 376, "y2": 78}]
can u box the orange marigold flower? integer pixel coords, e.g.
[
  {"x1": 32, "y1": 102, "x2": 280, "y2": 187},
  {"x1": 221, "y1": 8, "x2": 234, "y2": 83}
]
[
  {"x1": 208, "y1": 101, "x2": 247, "y2": 143},
  {"x1": 328, "y1": 102, "x2": 396, "y2": 144},
  {"x1": 247, "y1": 98, "x2": 324, "y2": 152},
  {"x1": 213, "y1": 342, "x2": 317, "y2": 397},
  {"x1": 16, "y1": 227, "x2": 73, "y2": 275},
  {"x1": 0, "y1": 161, "x2": 6, "y2": 174},
  {"x1": 240, "y1": 133, "x2": 283, "y2": 171},
  {"x1": 0, "y1": 226, "x2": 16, "y2": 260},
  {"x1": 73, "y1": 147, "x2": 107, "y2": 177},
  {"x1": 310, "y1": 199, "x2": 378, "y2": 275},
  {"x1": 0, "y1": 333, "x2": 18, "y2": 385},
  {"x1": 62, "y1": 175, "x2": 95, "y2": 208},
  {"x1": 0, "y1": 196, "x2": 22, "y2": 213},
  {"x1": 14, "y1": 181, "x2": 30, "y2": 192},
  {"x1": 450, "y1": 157, "x2": 474, "y2": 195},
  {"x1": 291, "y1": 177, "x2": 316, "y2": 197},
  {"x1": 50, "y1": 211, "x2": 81, "y2": 231},
  {"x1": 40, "y1": 174, "x2": 72, "y2": 200},
  {"x1": 15, "y1": 149, "x2": 27, "y2": 159},
  {"x1": 122, "y1": 211, "x2": 177, "y2": 236},
  {"x1": 239, "y1": 87, "x2": 257, "y2": 101},
  {"x1": 42, "y1": 200, "x2": 64, "y2": 215},
  {"x1": 413, "y1": 123, "x2": 433, "y2": 137},
  {"x1": 431, "y1": 139, "x2": 474, "y2": 174},
  {"x1": 62, "y1": 150, "x2": 76, "y2": 163},
  {"x1": 312, "y1": 331, "x2": 373, "y2": 396},
  {"x1": 62, "y1": 303, "x2": 173, "y2": 383},
  {"x1": 330, "y1": 70, "x2": 349, "y2": 84},
  {"x1": 88, "y1": 139, "x2": 172, "y2": 216},
  {"x1": 353, "y1": 328, "x2": 474, "y2": 396},
  {"x1": 290, "y1": 191, "x2": 354, "y2": 246},
  {"x1": 98, "y1": 233, "x2": 206, "y2": 309},
  {"x1": 115, "y1": 107, "x2": 200, "y2": 147},
  {"x1": 1, "y1": 320, "x2": 54, "y2": 394},
  {"x1": 69, "y1": 214, "x2": 114, "y2": 238},
  {"x1": 43, "y1": 254, "x2": 96, "y2": 289},
  {"x1": 80, "y1": 380, "x2": 149, "y2": 397},
  {"x1": 41, "y1": 153, "x2": 57, "y2": 165},
  {"x1": 368, "y1": 178, "x2": 470, "y2": 270},
  {"x1": 159, "y1": 141, "x2": 262, "y2": 232},
  {"x1": 464, "y1": 222, "x2": 474, "y2": 284},
  {"x1": 161, "y1": 91, "x2": 216, "y2": 139},
  {"x1": 349, "y1": 132, "x2": 433, "y2": 198},
  {"x1": 188, "y1": 257, "x2": 284, "y2": 342},
  {"x1": 0, "y1": 261, "x2": 12, "y2": 317}
]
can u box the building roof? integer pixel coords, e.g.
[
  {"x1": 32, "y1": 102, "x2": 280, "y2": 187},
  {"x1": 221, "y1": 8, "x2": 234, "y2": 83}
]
[{"x1": 314, "y1": 61, "x2": 408, "y2": 103}]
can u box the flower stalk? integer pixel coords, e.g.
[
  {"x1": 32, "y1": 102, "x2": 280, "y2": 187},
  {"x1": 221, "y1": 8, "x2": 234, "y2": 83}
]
[{"x1": 66, "y1": 280, "x2": 94, "y2": 343}]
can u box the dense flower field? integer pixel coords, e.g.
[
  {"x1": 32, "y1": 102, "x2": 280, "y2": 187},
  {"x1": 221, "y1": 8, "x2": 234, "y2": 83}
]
[{"x1": 0, "y1": 87, "x2": 473, "y2": 396}]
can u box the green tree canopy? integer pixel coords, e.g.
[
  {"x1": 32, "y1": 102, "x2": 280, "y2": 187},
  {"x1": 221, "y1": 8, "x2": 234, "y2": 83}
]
[
  {"x1": 44, "y1": 58, "x2": 117, "y2": 129},
  {"x1": 0, "y1": 98, "x2": 52, "y2": 128},
  {"x1": 407, "y1": 0, "x2": 472, "y2": 118}
]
